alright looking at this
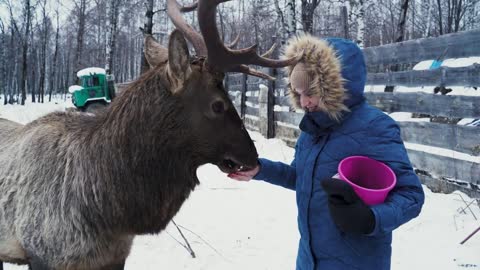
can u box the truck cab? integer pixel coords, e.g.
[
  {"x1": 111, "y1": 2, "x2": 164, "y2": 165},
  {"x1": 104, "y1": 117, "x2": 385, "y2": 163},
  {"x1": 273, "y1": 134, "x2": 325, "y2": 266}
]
[{"x1": 68, "y1": 67, "x2": 116, "y2": 111}]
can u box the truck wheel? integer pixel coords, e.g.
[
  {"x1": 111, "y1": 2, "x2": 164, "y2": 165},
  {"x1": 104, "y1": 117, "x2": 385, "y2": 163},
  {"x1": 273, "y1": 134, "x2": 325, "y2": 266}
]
[{"x1": 85, "y1": 102, "x2": 106, "y2": 113}]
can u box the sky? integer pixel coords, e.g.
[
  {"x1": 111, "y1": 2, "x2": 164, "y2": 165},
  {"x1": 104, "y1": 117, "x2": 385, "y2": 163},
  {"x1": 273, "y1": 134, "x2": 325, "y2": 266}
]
[{"x1": 0, "y1": 97, "x2": 479, "y2": 270}]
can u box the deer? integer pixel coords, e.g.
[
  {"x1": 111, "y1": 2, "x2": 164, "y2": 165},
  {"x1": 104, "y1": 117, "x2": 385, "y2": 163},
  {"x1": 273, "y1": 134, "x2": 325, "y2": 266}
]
[{"x1": 0, "y1": 0, "x2": 302, "y2": 269}]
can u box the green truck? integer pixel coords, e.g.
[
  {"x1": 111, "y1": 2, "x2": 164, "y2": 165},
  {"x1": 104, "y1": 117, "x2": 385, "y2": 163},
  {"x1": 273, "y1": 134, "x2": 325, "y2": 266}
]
[{"x1": 68, "y1": 67, "x2": 116, "y2": 111}]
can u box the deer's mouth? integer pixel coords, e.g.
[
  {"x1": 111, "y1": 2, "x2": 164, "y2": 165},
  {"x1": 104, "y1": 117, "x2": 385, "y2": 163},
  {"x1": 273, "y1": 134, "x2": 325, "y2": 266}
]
[{"x1": 218, "y1": 157, "x2": 253, "y2": 174}]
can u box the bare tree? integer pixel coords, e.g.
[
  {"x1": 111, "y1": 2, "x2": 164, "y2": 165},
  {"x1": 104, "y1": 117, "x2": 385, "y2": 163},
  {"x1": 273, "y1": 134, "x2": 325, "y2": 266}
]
[
  {"x1": 48, "y1": 0, "x2": 60, "y2": 102},
  {"x1": 19, "y1": 0, "x2": 33, "y2": 105},
  {"x1": 301, "y1": 0, "x2": 321, "y2": 33},
  {"x1": 140, "y1": 0, "x2": 155, "y2": 74},
  {"x1": 385, "y1": 0, "x2": 410, "y2": 92},
  {"x1": 105, "y1": 0, "x2": 121, "y2": 75},
  {"x1": 0, "y1": 19, "x2": 5, "y2": 104},
  {"x1": 286, "y1": 0, "x2": 297, "y2": 36},
  {"x1": 73, "y1": 0, "x2": 87, "y2": 83},
  {"x1": 273, "y1": 0, "x2": 288, "y2": 42},
  {"x1": 37, "y1": 0, "x2": 50, "y2": 103}
]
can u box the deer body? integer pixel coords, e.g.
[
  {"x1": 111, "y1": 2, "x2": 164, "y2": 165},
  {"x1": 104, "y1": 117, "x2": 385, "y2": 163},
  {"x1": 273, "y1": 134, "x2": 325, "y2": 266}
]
[{"x1": 0, "y1": 70, "x2": 204, "y2": 269}]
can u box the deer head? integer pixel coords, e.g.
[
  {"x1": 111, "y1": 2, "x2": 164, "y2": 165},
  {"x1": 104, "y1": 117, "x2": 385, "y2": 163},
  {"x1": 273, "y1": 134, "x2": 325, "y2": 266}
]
[{"x1": 142, "y1": 0, "x2": 302, "y2": 173}]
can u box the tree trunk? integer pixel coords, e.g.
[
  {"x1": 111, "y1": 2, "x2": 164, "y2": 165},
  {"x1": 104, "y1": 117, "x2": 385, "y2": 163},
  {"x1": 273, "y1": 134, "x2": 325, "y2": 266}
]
[
  {"x1": 301, "y1": 0, "x2": 320, "y2": 34},
  {"x1": 436, "y1": 0, "x2": 444, "y2": 34},
  {"x1": 423, "y1": 0, "x2": 432, "y2": 37},
  {"x1": 38, "y1": 0, "x2": 49, "y2": 103},
  {"x1": 355, "y1": 0, "x2": 366, "y2": 48},
  {"x1": 385, "y1": 0, "x2": 410, "y2": 92},
  {"x1": 73, "y1": 0, "x2": 87, "y2": 84},
  {"x1": 140, "y1": 0, "x2": 154, "y2": 74},
  {"x1": 396, "y1": 0, "x2": 410, "y2": 42},
  {"x1": 105, "y1": 0, "x2": 120, "y2": 75},
  {"x1": 286, "y1": 0, "x2": 296, "y2": 37},
  {"x1": 273, "y1": 0, "x2": 288, "y2": 43},
  {"x1": 20, "y1": 0, "x2": 32, "y2": 105},
  {"x1": 0, "y1": 20, "x2": 5, "y2": 105},
  {"x1": 341, "y1": 5, "x2": 349, "y2": 39},
  {"x1": 49, "y1": 3, "x2": 60, "y2": 102}
]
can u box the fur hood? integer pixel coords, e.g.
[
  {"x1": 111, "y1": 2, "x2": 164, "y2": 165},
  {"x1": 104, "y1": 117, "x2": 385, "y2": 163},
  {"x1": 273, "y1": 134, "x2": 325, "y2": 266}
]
[{"x1": 283, "y1": 34, "x2": 367, "y2": 121}]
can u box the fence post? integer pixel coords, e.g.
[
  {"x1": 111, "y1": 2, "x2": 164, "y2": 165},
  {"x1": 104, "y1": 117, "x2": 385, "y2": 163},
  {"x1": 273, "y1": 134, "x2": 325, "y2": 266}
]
[
  {"x1": 258, "y1": 83, "x2": 270, "y2": 138},
  {"x1": 240, "y1": 73, "x2": 247, "y2": 119},
  {"x1": 267, "y1": 67, "x2": 276, "y2": 138}
]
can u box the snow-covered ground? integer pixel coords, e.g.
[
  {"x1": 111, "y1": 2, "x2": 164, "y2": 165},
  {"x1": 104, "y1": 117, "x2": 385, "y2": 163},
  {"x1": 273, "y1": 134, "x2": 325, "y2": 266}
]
[{"x1": 1, "y1": 98, "x2": 479, "y2": 270}]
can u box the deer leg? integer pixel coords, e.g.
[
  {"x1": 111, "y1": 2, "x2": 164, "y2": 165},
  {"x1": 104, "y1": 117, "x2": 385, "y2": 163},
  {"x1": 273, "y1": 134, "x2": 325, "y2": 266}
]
[{"x1": 1, "y1": 260, "x2": 3, "y2": 270}]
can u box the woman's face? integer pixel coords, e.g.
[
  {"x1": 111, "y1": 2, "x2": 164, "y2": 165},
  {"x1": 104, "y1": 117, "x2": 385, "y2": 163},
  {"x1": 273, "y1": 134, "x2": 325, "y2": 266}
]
[{"x1": 294, "y1": 87, "x2": 321, "y2": 112}]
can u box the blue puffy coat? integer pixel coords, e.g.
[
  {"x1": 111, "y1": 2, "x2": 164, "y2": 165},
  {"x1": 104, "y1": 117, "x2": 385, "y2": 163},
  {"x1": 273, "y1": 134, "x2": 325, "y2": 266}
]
[{"x1": 254, "y1": 36, "x2": 424, "y2": 270}]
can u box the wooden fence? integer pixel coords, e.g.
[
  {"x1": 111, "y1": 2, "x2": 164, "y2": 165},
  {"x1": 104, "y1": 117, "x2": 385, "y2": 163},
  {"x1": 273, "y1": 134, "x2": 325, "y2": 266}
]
[{"x1": 226, "y1": 29, "x2": 480, "y2": 198}]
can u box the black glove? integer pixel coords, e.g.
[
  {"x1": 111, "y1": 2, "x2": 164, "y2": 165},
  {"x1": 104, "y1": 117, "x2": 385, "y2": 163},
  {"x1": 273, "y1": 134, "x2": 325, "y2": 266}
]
[{"x1": 321, "y1": 178, "x2": 375, "y2": 234}]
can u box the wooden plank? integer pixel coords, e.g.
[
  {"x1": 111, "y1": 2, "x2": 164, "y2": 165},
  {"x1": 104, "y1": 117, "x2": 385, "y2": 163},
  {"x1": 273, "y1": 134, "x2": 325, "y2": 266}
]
[
  {"x1": 227, "y1": 73, "x2": 244, "y2": 85},
  {"x1": 275, "y1": 123, "x2": 301, "y2": 141},
  {"x1": 399, "y1": 122, "x2": 480, "y2": 156},
  {"x1": 245, "y1": 96, "x2": 258, "y2": 104},
  {"x1": 365, "y1": 92, "x2": 480, "y2": 118},
  {"x1": 275, "y1": 77, "x2": 288, "y2": 89},
  {"x1": 274, "y1": 111, "x2": 304, "y2": 126},
  {"x1": 363, "y1": 29, "x2": 480, "y2": 67},
  {"x1": 244, "y1": 117, "x2": 259, "y2": 131},
  {"x1": 275, "y1": 96, "x2": 292, "y2": 107},
  {"x1": 228, "y1": 93, "x2": 236, "y2": 102},
  {"x1": 367, "y1": 65, "x2": 480, "y2": 87},
  {"x1": 228, "y1": 85, "x2": 242, "y2": 92},
  {"x1": 407, "y1": 149, "x2": 479, "y2": 185},
  {"x1": 418, "y1": 173, "x2": 479, "y2": 198},
  {"x1": 245, "y1": 106, "x2": 259, "y2": 116}
]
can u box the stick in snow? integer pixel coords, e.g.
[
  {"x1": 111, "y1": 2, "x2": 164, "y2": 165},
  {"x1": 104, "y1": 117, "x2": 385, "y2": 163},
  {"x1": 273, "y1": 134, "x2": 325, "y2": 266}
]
[
  {"x1": 172, "y1": 220, "x2": 196, "y2": 258},
  {"x1": 460, "y1": 226, "x2": 480, "y2": 245}
]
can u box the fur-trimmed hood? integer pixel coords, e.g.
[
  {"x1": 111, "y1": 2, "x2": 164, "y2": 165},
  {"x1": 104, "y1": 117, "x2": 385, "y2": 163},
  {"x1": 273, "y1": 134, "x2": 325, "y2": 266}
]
[{"x1": 283, "y1": 34, "x2": 367, "y2": 121}]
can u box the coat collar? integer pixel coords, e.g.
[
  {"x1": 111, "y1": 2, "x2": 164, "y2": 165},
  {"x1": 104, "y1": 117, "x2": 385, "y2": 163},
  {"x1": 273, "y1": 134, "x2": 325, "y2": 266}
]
[{"x1": 299, "y1": 100, "x2": 365, "y2": 138}]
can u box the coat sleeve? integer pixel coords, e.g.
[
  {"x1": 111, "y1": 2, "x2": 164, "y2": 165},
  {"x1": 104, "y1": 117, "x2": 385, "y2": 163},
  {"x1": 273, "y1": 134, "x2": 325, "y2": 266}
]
[
  {"x1": 253, "y1": 142, "x2": 298, "y2": 191},
  {"x1": 365, "y1": 114, "x2": 425, "y2": 236}
]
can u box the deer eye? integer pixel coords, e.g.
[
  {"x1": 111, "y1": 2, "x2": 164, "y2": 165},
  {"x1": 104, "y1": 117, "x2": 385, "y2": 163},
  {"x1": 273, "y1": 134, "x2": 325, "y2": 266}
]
[{"x1": 211, "y1": 100, "x2": 225, "y2": 114}]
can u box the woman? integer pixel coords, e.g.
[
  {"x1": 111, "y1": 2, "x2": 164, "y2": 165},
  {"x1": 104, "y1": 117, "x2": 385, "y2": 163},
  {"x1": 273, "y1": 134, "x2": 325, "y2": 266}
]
[{"x1": 228, "y1": 35, "x2": 425, "y2": 270}]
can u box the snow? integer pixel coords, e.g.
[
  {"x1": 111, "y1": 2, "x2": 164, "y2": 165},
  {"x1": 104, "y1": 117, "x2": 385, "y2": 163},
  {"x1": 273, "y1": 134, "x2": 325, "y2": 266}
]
[
  {"x1": 77, "y1": 67, "x2": 106, "y2": 77},
  {"x1": 68, "y1": 85, "x2": 83, "y2": 93},
  {"x1": 1, "y1": 99, "x2": 479, "y2": 270}
]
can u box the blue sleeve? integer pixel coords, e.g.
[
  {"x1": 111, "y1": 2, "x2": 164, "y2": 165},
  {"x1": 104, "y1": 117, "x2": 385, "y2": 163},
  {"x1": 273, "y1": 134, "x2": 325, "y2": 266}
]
[
  {"x1": 365, "y1": 114, "x2": 425, "y2": 236},
  {"x1": 253, "y1": 157, "x2": 297, "y2": 191}
]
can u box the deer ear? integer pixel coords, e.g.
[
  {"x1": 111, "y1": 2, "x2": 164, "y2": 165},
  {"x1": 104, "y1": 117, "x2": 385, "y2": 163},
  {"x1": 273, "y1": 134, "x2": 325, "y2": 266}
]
[
  {"x1": 167, "y1": 30, "x2": 192, "y2": 93},
  {"x1": 144, "y1": 35, "x2": 168, "y2": 68}
]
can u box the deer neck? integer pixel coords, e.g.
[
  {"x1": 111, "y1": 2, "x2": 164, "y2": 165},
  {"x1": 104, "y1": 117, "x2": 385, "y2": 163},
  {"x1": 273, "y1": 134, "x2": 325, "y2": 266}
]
[{"x1": 87, "y1": 71, "x2": 200, "y2": 234}]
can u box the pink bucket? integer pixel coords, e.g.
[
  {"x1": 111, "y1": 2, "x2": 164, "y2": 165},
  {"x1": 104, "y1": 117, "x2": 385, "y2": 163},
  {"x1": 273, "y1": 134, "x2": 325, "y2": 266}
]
[{"x1": 337, "y1": 156, "x2": 397, "y2": 206}]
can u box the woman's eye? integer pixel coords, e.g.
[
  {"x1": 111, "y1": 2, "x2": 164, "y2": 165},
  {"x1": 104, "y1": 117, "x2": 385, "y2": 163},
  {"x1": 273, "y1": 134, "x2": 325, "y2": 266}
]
[{"x1": 212, "y1": 101, "x2": 225, "y2": 114}]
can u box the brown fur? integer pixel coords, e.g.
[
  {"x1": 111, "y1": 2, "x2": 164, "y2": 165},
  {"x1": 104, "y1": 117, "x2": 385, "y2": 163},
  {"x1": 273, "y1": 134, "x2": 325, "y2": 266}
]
[
  {"x1": 0, "y1": 31, "x2": 257, "y2": 269},
  {"x1": 283, "y1": 34, "x2": 349, "y2": 121}
]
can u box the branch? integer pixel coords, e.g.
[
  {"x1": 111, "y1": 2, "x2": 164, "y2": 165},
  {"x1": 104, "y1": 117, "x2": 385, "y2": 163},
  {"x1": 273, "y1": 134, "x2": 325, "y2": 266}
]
[
  {"x1": 153, "y1": 8, "x2": 166, "y2": 14},
  {"x1": 172, "y1": 220, "x2": 196, "y2": 258},
  {"x1": 177, "y1": 224, "x2": 230, "y2": 261}
]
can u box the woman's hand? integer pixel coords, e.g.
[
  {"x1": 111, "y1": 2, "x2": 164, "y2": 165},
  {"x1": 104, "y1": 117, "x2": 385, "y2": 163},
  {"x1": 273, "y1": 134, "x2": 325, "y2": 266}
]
[{"x1": 227, "y1": 164, "x2": 260, "y2": 182}]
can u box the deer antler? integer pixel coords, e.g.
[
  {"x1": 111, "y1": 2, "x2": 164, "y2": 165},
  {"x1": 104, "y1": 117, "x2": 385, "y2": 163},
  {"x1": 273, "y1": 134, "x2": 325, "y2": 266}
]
[
  {"x1": 167, "y1": 0, "x2": 207, "y2": 56},
  {"x1": 167, "y1": 0, "x2": 303, "y2": 80}
]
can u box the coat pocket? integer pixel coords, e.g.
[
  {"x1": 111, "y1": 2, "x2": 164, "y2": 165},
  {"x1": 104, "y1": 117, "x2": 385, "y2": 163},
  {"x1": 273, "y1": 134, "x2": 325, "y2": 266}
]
[{"x1": 341, "y1": 233, "x2": 391, "y2": 258}]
